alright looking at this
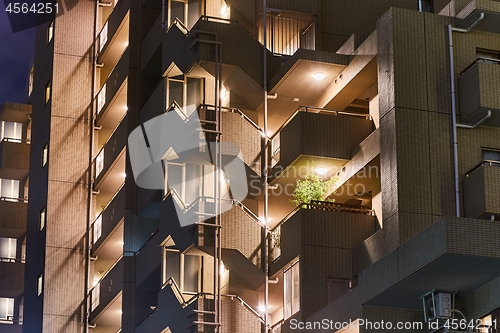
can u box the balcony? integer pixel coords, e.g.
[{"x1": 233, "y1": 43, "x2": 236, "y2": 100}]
[
  {"x1": 135, "y1": 280, "x2": 199, "y2": 333},
  {"x1": 0, "y1": 198, "x2": 27, "y2": 238},
  {"x1": 95, "y1": 49, "x2": 129, "y2": 128},
  {"x1": 0, "y1": 139, "x2": 30, "y2": 179},
  {"x1": 92, "y1": 185, "x2": 126, "y2": 254},
  {"x1": 459, "y1": 60, "x2": 500, "y2": 127},
  {"x1": 94, "y1": 116, "x2": 128, "y2": 194},
  {"x1": 463, "y1": 162, "x2": 500, "y2": 219},
  {"x1": 0, "y1": 260, "x2": 24, "y2": 295},
  {"x1": 89, "y1": 257, "x2": 123, "y2": 329},
  {"x1": 162, "y1": 17, "x2": 281, "y2": 109},
  {"x1": 269, "y1": 203, "x2": 375, "y2": 320},
  {"x1": 97, "y1": 2, "x2": 129, "y2": 66}
]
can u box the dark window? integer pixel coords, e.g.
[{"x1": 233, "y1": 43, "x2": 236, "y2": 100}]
[{"x1": 418, "y1": 0, "x2": 433, "y2": 12}]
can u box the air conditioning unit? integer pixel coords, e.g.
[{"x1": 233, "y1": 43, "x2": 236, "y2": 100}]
[{"x1": 422, "y1": 291, "x2": 452, "y2": 322}]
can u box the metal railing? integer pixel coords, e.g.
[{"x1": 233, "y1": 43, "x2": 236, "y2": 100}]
[
  {"x1": 265, "y1": 13, "x2": 315, "y2": 55},
  {"x1": 0, "y1": 197, "x2": 28, "y2": 203},
  {"x1": 465, "y1": 159, "x2": 500, "y2": 177},
  {"x1": 0, "y1": 137, "x2": 30, "y2": 144},
  {"x1": 305, "y1": 200, "x2": 374, "y2": 215},
  {"x1": 270, "y1": 106, "x2": 372, "y2": 164}
]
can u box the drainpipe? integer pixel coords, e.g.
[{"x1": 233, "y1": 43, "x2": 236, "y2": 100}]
[
  {"x1": 262, "y1": 1, "x2": 270, "y2": 332},
  {"x1": 456, "y1": 110, "x2": 491, "y2": 129},
  {"x1": 85, "y1": 1, "x2": 100, "y2": 332},
  {"x1": 447, "y1": 12, "x2": 484, "y2": 217}
]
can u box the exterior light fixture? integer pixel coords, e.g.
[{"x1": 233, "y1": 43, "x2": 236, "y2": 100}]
[
  {"x1": 315, "y1": 167, "x2": 328, "y2": 175},
  {"x1": 221, "y1": 2, "x2": 228, "y2": 16},
  {"x1": 258, "y1": 305, "x2": 269, "y2": 312},
  {"x1": 220, "y1": 88, "x2": 227, "y2": 99},
  {"x1": 313, "y1": 72, "x2": 326, "y2": 81},
  {"x1": 220, "y1": 262, "x2": 226, "y2": 275}
]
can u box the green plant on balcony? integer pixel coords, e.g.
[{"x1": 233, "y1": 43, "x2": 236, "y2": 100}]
[{"x1": 290, "y1": 171, "x2": 336, "y2": 207}]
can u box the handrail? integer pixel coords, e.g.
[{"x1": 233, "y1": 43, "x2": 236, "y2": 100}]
[
  {"x1": 222, "y1": 198, "x2": 269, "y2": 230},
  {"x1": 159, "y1": 280, "x2": 271, "y2": 329},
  {"x1": 271, "y1": 319, "x2": 285, "y2": 332},
  {"x1": 197, "y1": 104, "x2": 265, "y2": 137},
  {"x1": 0, "y1": 137, "x2": 30, "y2": 144},
  {"x1": 462, "y1": 56, "x2": 500, "y2": 74},
  {"x1": 465, "y1": 159, "x2": 500, "y2": 176},
  {"x1": 199, "y1": 15, "x2": 255, "y2": 38},
  {"x1": 270, "y1": 105, "x2": 371, "y2": 140},
  {"x1": 0, "y1": 257, "x2": 24, "y2": 263},
  {"x1": 167, "y1": 17, "x2": 189, "y2": 35},
  {"x1": 306, "y1": 200, "x2": 374, "y2": 215},
  {"x1": 0, "y1": 197, "x2": 28, "y2": 203}
]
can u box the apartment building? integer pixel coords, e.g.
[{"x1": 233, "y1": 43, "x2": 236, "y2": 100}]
[
  {"x1": 19, "y1": 0, "x2": 500, "y2": 332},
  {"x1": 0, "y1": 102, "x2": 31, "y2": 333}
]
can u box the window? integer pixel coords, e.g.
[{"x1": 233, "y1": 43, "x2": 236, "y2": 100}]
[
  {"x1": 93, "y1": 215, "x2": 102, "y2": 244},
  {"x1": 91, "y1": 281, "x2": 100, "y2": 311},
  {"x1": 162, "y1": 249, "x2": 200, "y2": 293},
  {"x1": 166, "y1": 76, "x2": 203, "y2": 117},
  {"x1": 99, "y1": 22, "x2": 108, "y2": 52},
  {"x1": 97, "y1": 84, "x2": 106, "y2": 115},
  {"x1": 0, "y1": 179, "x2": 20, "y2": 200},
  {"x1": 45, "y1": 81, "x2": 51, "y2": 104},
  {"x1": 477, "y1": 48, "x2": 500, "y2": 65},
  {"x1": 39, "y1": 207, "x2": 46, "y2": 231},
  {"x1": 0, "y1": 238, "x2": 17, "y2": 262},
  {"x1": 483, "y1": 149, "x2": 500, "y2": 167},
  {"x1": 28, "y1": 64, "x2": 34, "y2": 96},
  {"x1": 0, "y1": 297, "x2": 14, "y2": 322},
  {"x1": 284, "y1": 261, "x2": 300, "y2": 320},
  {"x1": 327, "y1": 278, "x2": 350, "y2": 304},
  {"x1": 418, "y1": 0, "x2": 433, "y2": 12},
  {"x1": 47, "y1": 20, "x2": 54, "y2": 44},
  {"x1": 1, "y1": 120, "x2": 22, "y2": 141},
  {"x1": 42, "y1": 142, "x2": 48, "y2": 167},
  {"x1": 95, "y1": 149, "x2": 104, "y2": 177},
  {"x1": 37, "y1": 274, "x2": 43, "y2": 296}
]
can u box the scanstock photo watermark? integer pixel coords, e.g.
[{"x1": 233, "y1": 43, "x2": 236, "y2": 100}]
[
  {"x1": 128, "y1": 109, "x2": 248, "y2": 227},
  {"x1": 289, "y1": 318, "x2": 425, "y2": 331},
  {"x1": 3, "y1": 0, "x2": 75, "y2": 32}
]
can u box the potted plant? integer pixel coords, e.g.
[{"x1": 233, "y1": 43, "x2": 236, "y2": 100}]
[{"x1": 290, "y1": 171, "x2": 336, "y2": 207}]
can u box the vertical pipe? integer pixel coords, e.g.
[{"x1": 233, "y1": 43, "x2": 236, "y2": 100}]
[
  {"x1": 447, "y1": 25, "x2": 461, "y2": 218},
  {"x1": 213, "y1": 38, "x2": 220, "y2": 333},
  {"x1": 262, "y1": 1, "x2": 269, "y2": 332},
  {"x1": 85, "y1": 1, "x2": 99, "y2": 332}
]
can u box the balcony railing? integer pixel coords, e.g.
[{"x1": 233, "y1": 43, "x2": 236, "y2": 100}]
[
  {"x1": 270, "y1": 106, "x2": 372, "y2": 167},
  {"x1": 264, "y1": 13, "x2": 315, "y2": 56},
  {"x1": 305, "y1": 200, "x2": 374, "y2": 215}
]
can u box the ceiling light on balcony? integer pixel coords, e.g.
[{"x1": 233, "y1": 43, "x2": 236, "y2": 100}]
[
  {"x1": 220, "y1": 88, "x2": 227, "y2": 99},
  {"x1": 258, "y1": 305, "x2": 269, "y2": 312},
  {"x1": 221, "y1": 2, "x2": 228, "y2": 16},
  {"x1": 313, "y1": 72, "x2": 326, "y2": 81},
  {"x1": 315, "y1": 167, "x2": 328, "y2": 175},
  {"x1": 220, "y1": 262, "x2": 227, "y2": 275}
]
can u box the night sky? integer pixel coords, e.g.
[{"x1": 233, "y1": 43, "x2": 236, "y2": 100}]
[{"x1": 0, "y1": 8, "x2": 35, "y2": 106}]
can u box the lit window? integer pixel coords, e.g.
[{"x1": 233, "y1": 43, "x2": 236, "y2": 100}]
[
  {"x1": 42, "y1": 142, "x2": 48, "y2": 167},
  {"x1": 99, "y1": 22, "x2": 108, "y2": 52},
  {"x1": 0, "y1": 179, "x2": 20, "y2": 200},
  {"x1": 28, "y1": 64, "x2": 34, "y2": 96},
  {"x1": 45, "y1": 81, "x2": 51, "y2": 104},
  {"x1": 284, "y1": 261, "x2": 300, "y2": 320},
  {"x1": 39, "y1": 207, "x2": 46, "y2": 231},
  {"x1": 418, "y1": 0, "x2": 433, "y2": 12},
  {"x1": 91, "y1": 282, "x2": 100, "y2": 311},
  {"x1": 0, "y1": 238, "x2": 17, "y2": 262},
  {"x1": 47, "y1": 21, "x2": 54, "y2": 44},
  {"x1": 95, "y1": 149, "x2": 104, "y2": 177},
  {"x1": 0, "y1": 297, "x2": 14, "y2": 322},
  {"x1": 163, "y1": 249, "x2": 200, "y2": 293},
  {"x1": 1, "y1": 121, "x2": 22, "y2": 141},
  {"x1": 93, "y1": 215, "x2": 102, "y2": 244},
  {"x1": 37, "y1": 274, "x2": 43, "y2": 297},
  {"x1": 97, "y1": 84, "x2": 106, "y2": 115}
]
